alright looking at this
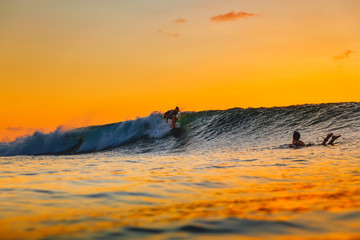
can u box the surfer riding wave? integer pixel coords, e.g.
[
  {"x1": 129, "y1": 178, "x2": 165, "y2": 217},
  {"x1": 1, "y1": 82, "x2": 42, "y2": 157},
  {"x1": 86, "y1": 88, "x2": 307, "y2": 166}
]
[{"x1": 163, "y1": 106, "x2": 180, "y2": 128}]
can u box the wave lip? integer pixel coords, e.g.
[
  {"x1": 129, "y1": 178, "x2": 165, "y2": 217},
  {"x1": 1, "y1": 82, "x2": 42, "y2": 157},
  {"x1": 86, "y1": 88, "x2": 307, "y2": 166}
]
[
  {"x1": 76, "y1": 113, "x2": 170, "y2": 153},
  {"x1": 0, "y1": 113, "x2": 170, "y2": 156}
]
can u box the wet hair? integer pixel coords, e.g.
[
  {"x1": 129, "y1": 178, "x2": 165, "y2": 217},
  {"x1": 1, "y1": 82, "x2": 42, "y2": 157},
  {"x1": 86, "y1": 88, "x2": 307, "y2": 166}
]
[
  {"x1": 175, "y1": 106, "x2": 179, "y2": 110},
  {"x1": 293, "y1": 131, "x2": 301, "y2": 141}
]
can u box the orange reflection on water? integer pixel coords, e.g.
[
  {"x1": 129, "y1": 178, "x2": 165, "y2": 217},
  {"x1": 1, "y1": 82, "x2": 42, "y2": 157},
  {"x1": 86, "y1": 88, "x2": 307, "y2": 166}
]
[{"x1": 0, "y1": 147, "x2": 360, "y2": 239}]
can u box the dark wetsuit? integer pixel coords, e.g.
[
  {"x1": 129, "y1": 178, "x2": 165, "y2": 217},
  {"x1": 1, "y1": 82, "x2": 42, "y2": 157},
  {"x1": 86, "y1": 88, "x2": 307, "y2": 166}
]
[{"x1": 163, "y1": 110, "x2": 177, "y2": 120}]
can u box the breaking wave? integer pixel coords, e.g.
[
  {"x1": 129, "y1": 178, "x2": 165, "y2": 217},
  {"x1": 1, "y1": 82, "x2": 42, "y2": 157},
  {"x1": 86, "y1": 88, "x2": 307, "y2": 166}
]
[{"x1": 1, "y1": 102, "x2": 359, "y2": 156}]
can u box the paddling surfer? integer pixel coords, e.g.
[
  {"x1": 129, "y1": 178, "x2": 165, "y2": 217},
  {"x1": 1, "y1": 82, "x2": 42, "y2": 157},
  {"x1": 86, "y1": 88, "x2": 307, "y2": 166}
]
[{"x1": 290, "y1": 131, "x2": 341, "y2": 148}]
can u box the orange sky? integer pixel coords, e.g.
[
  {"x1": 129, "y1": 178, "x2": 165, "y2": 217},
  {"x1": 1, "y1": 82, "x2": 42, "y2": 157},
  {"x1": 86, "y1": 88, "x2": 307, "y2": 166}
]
[{"x1": 1, "y1": 0, "x2": 359, "y2": 140}]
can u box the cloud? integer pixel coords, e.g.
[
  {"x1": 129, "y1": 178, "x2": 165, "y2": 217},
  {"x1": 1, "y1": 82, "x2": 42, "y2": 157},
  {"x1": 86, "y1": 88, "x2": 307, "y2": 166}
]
[
  {"x1": 174, "y1": 18, "x2": 187, "y2": 24},
  {"x1": 211, "y1": 11, "x2": 259, "y2": 22},
  {"x1": 6, "y1": 126, "x2": 23, "y2": 131},
  {"x1": 333, "y1": 50, "x2": 354, "y2": 60},
  {"x1": 157, "y1": 29, "x2": 180, "y2": 38},
  {"x1": 168, "y1": 32, "x2": 180, "y2": 37}
]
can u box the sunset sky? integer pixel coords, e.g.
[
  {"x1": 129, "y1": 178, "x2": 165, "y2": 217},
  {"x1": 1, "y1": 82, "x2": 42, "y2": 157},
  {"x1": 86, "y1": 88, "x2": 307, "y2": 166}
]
[{"x1": 1, "y1": 0, "x2": 359, "y2": 140}]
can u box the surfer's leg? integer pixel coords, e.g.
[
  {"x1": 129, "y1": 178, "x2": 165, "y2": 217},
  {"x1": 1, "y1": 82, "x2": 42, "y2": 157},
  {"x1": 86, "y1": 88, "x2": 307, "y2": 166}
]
[
  {"x1": 328, "y1": 135, "x2": 341, "y2": 145},
  {"x1": 322, "y1": 133, "x2": 333, "y2": 145},
  {"x1": 171, "y1": 117, "x2": 176, "y2": 128}
]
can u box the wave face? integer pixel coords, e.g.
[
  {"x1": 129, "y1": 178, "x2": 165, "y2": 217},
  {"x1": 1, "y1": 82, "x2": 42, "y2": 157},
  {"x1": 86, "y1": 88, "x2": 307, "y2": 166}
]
[
  {"x1": 1, "y1": 102, "x2": 359, "y2": 156},
  {"x1": 0, "y1": 113, "x2": 170, "y2": 156}
]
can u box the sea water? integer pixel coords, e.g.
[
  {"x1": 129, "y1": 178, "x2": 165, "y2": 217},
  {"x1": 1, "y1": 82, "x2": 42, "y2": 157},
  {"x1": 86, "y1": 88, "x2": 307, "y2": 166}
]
[{"x1": 1, "y1": 102, "x2": 360, "y2": 239}]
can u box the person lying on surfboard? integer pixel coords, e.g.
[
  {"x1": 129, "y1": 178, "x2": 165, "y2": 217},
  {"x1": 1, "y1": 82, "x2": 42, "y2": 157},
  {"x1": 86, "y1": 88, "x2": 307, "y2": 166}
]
[
  {"x1": 163, "y1": 106, "x2": 180, "y2": 128},
  {"x1": 289, "y1": 131, "x2": 341, "y2": 147}
]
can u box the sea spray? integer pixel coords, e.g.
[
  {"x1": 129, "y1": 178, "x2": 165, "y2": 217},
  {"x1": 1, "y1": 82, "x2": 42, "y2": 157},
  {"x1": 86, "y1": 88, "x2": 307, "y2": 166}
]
[{"x1": 0, "y1": 112, "x2": 171, "y2": 156}]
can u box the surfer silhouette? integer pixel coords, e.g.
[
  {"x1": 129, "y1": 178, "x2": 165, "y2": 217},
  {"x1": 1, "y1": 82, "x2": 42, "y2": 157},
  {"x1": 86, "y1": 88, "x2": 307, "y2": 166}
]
[
  {"x1": 163, "y1": 106, "x2": 180, "y2": 128},
  {"x1": 290, "y1": 131, "x2": 341, "y2": 148}
]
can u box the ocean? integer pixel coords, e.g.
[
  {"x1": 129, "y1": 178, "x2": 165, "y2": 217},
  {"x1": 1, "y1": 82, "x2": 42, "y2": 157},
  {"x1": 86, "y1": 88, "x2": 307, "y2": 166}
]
[{"x1": 1, "y1": 102, "x2": 360, "y2": 239}]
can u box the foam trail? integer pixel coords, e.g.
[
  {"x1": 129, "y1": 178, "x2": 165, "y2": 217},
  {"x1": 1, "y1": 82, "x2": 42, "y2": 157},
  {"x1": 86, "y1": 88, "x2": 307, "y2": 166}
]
[{"x1": 0, "y1": 127, "x2": 73, "y2": 156}]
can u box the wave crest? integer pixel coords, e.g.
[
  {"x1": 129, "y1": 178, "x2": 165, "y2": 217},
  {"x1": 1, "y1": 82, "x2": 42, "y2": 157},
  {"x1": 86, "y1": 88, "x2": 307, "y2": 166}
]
[{"x1": 0, "y1": 113, "x2": 170, "y2": 156}]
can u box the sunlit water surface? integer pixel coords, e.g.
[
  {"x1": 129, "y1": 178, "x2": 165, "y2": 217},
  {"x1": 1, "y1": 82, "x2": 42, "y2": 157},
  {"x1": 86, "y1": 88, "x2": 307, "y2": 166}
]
[{"x1": 1, "y1": 141, "x2": 360, "y2": 239}]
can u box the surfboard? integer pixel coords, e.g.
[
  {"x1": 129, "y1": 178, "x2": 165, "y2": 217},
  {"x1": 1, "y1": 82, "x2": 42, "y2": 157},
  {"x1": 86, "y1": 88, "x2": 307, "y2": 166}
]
[
  {"x1": 164, "y1": 111, "x2": 182, "y2": 136},
  {"x1": 171, "y1": 127, "x2": 182, "y2": 137}
]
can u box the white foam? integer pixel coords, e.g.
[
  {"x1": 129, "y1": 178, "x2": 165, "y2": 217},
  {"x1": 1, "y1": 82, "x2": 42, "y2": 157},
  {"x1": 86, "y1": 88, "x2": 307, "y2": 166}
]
[{"x1": 0, "y1": 113, "x2": 171, "y2": 156}]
